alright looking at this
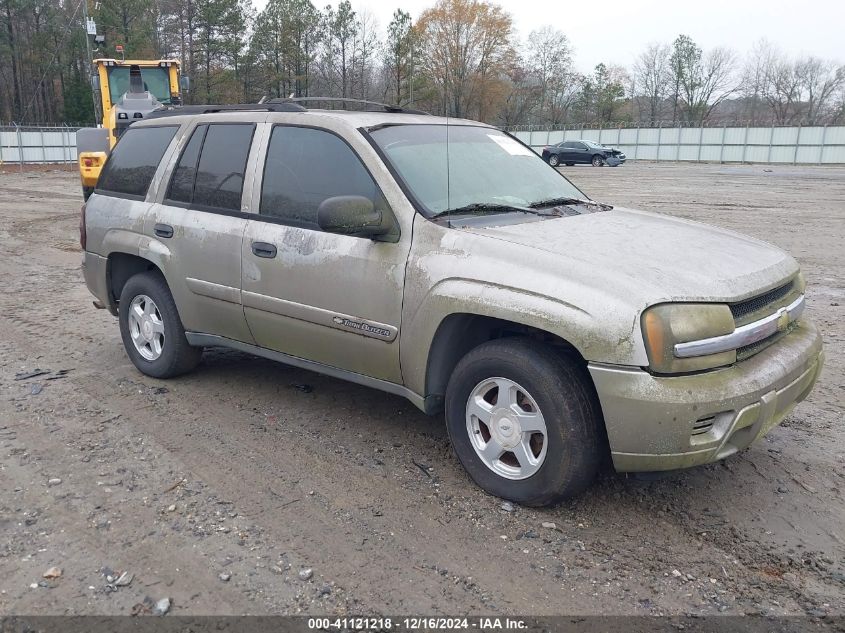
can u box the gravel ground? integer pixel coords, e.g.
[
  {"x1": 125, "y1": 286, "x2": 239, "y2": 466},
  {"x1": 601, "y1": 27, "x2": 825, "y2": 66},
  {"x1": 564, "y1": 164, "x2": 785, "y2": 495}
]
[{"x1": 0, "y1": 162, "x2": 843, "y2": 616}]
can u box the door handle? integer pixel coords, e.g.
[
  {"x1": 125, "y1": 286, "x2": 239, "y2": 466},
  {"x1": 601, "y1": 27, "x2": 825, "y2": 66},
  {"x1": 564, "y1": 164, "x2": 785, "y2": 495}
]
[
  {"x1": 251, "y1": 241, "x2": 277, "y2": 258},
  {"x1": 154, "y1": 223, "x2": 174, "y2": 239}
]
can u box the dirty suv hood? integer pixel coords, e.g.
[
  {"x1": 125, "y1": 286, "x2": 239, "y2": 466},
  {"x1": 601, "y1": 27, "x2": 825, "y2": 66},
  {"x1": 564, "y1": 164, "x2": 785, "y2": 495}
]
[{"x1": 463, "y1": 207, "x2": 798, "y2": 303}]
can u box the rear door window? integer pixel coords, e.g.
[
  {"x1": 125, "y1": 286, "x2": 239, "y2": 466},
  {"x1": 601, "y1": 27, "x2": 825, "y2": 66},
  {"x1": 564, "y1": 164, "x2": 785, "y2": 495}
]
[
  {"x1": 192, "y1": 124, "x2": 255, "y2": 211},
  {"x1": 96, "y1": 125, "x2": 178, "y2": 198},
  {"x1": 163, "y1": 123, "x2": 255, "y2": 212}
]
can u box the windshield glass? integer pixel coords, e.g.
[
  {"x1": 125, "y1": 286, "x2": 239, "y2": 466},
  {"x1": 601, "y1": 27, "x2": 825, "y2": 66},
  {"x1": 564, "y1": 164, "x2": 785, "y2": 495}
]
[
  {"x1": 583, "y1": 140, "x2": 604, "y2": 148},
  {"x1": 370, "y1": 124, "x2": 586, "y2": 216},
  {"x1": 107, "y1": 67, "x2": 172, "y2": 105}
]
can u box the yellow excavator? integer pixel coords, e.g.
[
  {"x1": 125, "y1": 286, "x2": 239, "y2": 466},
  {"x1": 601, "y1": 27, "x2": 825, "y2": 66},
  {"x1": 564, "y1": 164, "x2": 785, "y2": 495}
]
[{"x1": 77, "y1": 55, "x2": 186, "y2": 198}]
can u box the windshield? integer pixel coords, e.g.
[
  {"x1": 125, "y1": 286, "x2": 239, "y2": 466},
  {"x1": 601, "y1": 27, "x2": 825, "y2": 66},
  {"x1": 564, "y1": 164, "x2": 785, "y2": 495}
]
[
  {"x1": 107, "y1": 67, "x2": 172, "y2": 105},
  {"x1": 369, "y1": 124, "x2": 587, "y2": 217},
  {"x1": 583, "y1": 140, "x2": 604, "y2": 148}
]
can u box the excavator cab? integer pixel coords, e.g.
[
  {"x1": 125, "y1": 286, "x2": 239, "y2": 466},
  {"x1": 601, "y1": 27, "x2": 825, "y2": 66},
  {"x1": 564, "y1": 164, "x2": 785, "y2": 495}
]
[{"x1": 77, "y1": 58, "x2": 184, "y2": 199}]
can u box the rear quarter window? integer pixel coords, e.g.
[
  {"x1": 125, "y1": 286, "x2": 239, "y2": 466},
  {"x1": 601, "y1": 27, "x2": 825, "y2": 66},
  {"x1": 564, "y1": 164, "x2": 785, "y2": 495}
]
[{"x1": 96, "y1": 126, "x2": 178, "y2": 198}]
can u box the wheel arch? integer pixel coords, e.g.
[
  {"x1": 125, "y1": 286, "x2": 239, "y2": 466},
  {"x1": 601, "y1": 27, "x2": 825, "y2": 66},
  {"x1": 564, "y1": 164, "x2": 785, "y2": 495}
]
[
  {"x1": 106, "y1": 252, "x2": 165, "y2": 314},
  {"x1": 423, "y1": 312, "x2": 588, "y2": 414}
]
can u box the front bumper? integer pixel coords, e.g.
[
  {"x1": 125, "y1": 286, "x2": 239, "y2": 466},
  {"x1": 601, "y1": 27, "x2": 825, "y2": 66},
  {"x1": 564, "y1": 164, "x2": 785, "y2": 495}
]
[{"x1": 588, "y1": 321, "x2": 824, "y2": 472}]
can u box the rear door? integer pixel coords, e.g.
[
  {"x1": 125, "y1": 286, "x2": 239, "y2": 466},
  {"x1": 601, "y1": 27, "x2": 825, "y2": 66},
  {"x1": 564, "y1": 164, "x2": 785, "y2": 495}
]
[
  {"x1": 146, "y1": 119, "x2": 259, "y2": 343},
  {"x1": 240, "y1": 123, "x2": 411, "y2": 383}
]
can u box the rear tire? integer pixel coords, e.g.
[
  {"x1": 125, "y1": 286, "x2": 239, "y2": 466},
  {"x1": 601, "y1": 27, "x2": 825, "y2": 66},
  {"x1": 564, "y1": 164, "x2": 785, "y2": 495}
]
[
  {"x1": 445, "y1": 338, "x2": 604, "y2": 506},
  {"x1": 118, "y1": 271, "x2": 202, "y2": 379},
  {"x1": 548, "y1": 154, "x2": 560, "y2": 167},
  {"x1": 591, "y1": 154, "x2": 605, "y2": 167}
]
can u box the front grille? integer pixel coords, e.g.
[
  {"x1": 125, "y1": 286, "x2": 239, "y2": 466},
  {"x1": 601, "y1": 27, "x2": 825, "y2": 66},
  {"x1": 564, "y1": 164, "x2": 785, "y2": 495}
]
[
  {"x1": 730, "y1": 280, "x2": 794, "y2": 322},
  {"x1": 736, "y1": 321, "x2": 798, "y2": 361}
]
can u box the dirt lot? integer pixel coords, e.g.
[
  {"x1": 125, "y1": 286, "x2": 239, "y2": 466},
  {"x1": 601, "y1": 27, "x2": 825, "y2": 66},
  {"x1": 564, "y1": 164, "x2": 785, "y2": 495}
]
[{"x1": 0, "y1": 162, "x2": 843, "y2": 616}]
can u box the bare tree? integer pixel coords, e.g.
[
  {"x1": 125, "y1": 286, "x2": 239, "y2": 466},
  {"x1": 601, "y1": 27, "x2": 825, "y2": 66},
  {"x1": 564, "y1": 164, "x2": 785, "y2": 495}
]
[
  {"x1": 525, "y1": 26, "x2": 576, "y2": 124},
  {"x1": 761, "y1": 49, "x2": 802, "y2": 124},
  {"x1": 739, "y1": 39, "x2": 775, "y2": 124},
  {"x1": 796, "y1": 56, "x2": 845, "y2": 125},
  {"x1": 670, "y1": 35, "x2": 737, "y2": 124},
  {"x1": 353, "y1": 8, "x2": 378, "y2": 100},
  {"x1": 633, "y1": 42, "x2": 670, "y2": 124},
  {"x1": 835, "y1": 85, "x2": 845, "y2": 125},
  {"x1": 498, "y1": 52, "x2": 540, "y2": 126}
]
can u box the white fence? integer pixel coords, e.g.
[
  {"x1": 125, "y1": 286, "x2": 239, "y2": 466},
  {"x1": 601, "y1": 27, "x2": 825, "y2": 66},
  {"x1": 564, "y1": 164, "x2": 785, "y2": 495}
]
[
  {"x1": 3, "y1": 124, "x2": 845, "y2": 165},
  {"x1": 512, "y1": 125, "x2": 845, "y2": 164},
  {"x1": 0, "y1": 125, "x2": 79, "y2": 164}
]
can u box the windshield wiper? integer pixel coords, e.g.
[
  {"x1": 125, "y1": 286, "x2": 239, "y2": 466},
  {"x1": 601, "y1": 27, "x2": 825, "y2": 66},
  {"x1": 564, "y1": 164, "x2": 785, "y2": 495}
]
[
  {"x1": 430, "y1": 202, "x2": 554, "y2": 220},
  {"x1": 528, "y1": 197, "x2": 613, "y2": 211}
]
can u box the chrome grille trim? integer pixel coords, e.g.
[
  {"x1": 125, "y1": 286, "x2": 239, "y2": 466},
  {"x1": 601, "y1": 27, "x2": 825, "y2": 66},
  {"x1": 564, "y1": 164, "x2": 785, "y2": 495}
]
[{"x1": 674, "y1": 294, "x2": 805, "y2": 359}]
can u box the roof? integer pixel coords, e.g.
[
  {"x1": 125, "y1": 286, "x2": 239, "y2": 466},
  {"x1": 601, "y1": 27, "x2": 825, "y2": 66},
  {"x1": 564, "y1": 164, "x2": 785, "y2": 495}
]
[
  {"x1": 94, "y1": 58, "x2": 180, "y2": 66},
  {"x1": 139, "y1": 101, "x2": 489, "y2": 129}
]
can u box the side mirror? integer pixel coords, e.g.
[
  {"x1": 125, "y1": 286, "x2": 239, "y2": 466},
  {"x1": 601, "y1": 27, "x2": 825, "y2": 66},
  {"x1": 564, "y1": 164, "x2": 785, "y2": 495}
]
[
  {"x1": 180, "y1": 76, "x2": 191, "y2": 91},
  {"x1": 317, "y1": 195, "x2": 392, "y2": 238},
  {"x1": 90, "y1": 75, "x2": 100, "y2": 91}
]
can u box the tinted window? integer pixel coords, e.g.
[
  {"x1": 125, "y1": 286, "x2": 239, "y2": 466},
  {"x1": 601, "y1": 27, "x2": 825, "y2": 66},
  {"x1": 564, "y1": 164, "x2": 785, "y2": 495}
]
[
  {"x1": 97, "y1": 126, "x2": 177, "y2": 197},
  {"x1": 260, "y1": 126, "x2": 381, "y2": 230},
  {"x1": 192, "y1": 124, "x2": 255, "y2": 211},
  {"x1": 166, "y1": 124, "x2": 206, "y2": 204},
  {"x1": 573, "y1": 142, "x2": 586, "y2": 150}
]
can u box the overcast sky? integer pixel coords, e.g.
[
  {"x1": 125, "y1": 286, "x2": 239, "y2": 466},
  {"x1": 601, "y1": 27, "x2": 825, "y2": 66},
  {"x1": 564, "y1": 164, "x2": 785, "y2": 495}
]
[{"x1": 251, "y1": 0, "x2": 845, "y2": 73}]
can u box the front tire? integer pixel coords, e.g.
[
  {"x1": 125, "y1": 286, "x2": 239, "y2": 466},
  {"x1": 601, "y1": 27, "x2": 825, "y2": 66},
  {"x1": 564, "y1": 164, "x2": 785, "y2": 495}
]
[
  {"x1": 591, "y1": 154, "x2": 605, "y2": 167},
  {"x1": 445, "y1": 338, "x2": 604, "y2": 506},
  {"x1": 548, "y1": 154, "x2": 560, "y2": 167},
  {"x1": 118, "y1": 271, "x2": 202, "y2": 378}
]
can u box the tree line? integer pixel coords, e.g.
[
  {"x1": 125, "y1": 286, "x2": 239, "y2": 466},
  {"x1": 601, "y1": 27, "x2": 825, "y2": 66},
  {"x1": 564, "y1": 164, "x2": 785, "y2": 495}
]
[{"x1": 2, "y1": 0, "x2": 844, "y2": 127}]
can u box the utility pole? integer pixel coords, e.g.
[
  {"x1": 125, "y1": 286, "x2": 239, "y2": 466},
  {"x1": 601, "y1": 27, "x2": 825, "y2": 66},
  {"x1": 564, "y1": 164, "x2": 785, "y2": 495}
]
[{"x1": 80, "y1": 0, "x2": 99, "y2": 123}]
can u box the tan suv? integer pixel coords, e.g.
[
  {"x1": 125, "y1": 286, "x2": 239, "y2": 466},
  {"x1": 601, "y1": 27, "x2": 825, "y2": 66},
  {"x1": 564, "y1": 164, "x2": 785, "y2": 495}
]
[{"x1": 80, "y1": 101, "x2": 824, "y2": 506}]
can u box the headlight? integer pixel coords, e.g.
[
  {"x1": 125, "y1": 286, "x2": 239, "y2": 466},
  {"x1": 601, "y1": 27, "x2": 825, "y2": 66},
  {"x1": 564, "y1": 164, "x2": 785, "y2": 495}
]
[{"x1": 641, "y1": 303, "x2": 736, "y2": 374}]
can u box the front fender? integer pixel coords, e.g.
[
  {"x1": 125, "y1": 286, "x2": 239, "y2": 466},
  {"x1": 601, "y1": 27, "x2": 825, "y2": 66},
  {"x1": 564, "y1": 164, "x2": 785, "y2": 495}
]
[{"x1": 400, "y1": 277, "x2": 637, "y2": 397}]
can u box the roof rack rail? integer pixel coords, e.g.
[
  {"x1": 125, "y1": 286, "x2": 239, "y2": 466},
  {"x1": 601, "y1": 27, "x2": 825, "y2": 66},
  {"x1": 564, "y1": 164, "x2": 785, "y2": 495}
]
[
  {"x1": 145, "y1": 102, "x2": 306, "y2": 119},
  {"x1": 269, "y1": 97, "x2": 430, "y2": 116}
]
